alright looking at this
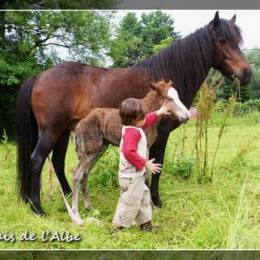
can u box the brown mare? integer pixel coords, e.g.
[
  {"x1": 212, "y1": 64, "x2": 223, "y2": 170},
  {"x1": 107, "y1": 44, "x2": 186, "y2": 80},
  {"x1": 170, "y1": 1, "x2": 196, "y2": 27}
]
[
  {"x1": 64, "y1": 80, "x2": 189, "y2": 225},
  {"x1": 16, "y1": 12, "x2": 252, "y2": 215}
]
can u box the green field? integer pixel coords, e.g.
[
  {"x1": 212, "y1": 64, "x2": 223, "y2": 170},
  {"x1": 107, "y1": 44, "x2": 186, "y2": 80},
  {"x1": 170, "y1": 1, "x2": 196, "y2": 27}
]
[{"x1": 0, "y1": 112, "x2": 259, "y2": 249}]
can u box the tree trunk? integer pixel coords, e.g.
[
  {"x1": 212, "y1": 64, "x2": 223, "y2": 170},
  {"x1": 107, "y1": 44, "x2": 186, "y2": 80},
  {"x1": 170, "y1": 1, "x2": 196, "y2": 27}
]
[{"x1": 0, "y1": 10, "x2": 6, "y2": 47}]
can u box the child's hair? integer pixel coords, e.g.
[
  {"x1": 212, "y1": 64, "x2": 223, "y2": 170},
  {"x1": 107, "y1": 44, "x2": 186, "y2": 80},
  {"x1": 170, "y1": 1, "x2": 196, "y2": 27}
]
[{"x1": 119, "y1": 98, "x2": 148, "y2": 126}]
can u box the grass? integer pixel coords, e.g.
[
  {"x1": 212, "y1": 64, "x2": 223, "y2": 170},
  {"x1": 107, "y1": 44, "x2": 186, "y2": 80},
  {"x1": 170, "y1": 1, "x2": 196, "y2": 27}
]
[{"x1": 0, "y1": 112, "x2": 260, "y2": 249}]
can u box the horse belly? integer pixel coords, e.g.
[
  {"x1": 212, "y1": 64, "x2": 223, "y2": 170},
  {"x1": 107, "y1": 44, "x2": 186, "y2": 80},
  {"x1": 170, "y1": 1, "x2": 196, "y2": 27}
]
[{"x1": 31, "y1": 77, "x2": 91, "y2": 132}]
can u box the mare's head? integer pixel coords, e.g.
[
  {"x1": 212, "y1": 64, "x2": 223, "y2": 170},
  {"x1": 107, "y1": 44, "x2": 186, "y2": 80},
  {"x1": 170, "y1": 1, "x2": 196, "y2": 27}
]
[
  {"x1": 209, "y1": 11, "x2": 252, "y2": 85},
  {"x1": 150, "y1": 80, "x2": 190, "y2": 123}
]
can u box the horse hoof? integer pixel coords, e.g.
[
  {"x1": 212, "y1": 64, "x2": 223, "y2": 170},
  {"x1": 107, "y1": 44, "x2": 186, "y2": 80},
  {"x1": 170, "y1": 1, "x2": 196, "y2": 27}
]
[
  {"x1": 86, "y1": 217, "x2": 102, "y2": 225},
  {"x1": 73, "y1": 217, "x2": 84, "y2": 226},
  {"x1": 31, "y1": 205, "x2": 46, "y2": 216},
  {"x1": 152, "y1": 196, "x2": 163, "y2": 208}
]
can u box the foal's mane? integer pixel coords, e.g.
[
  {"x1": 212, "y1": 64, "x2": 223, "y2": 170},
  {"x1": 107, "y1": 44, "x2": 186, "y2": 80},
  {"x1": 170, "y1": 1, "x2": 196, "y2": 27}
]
[{"x1": 133, "y1": 18, "x2": 242, "y2": 107}]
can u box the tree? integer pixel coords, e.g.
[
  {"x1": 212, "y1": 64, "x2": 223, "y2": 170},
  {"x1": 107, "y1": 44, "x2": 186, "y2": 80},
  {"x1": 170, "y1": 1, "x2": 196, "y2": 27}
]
[
  {"x1": 109, "y1": 11, "x2": 180, "y2": 67},
  {"x1": 0, "y1": 11, "x2": 112, "y2": 137},
  {"x1": 108, "y1": 13, "x2": 142, "y2": 67},
  {"x1": 246, "y1": 50, "x2": 260, "y2": 99},
  {"x1": 1, "y1": 0, "x2": 119, "y2": 9},
  {"x1": 140, "y1": 11, "x2": 180, "y2": 58},
  {"x1": 214, "y1": 74, "x2": 252, "y2": 102},
  {"x1": 152, "y1": 36, "x2": 176, "y2": 54}
]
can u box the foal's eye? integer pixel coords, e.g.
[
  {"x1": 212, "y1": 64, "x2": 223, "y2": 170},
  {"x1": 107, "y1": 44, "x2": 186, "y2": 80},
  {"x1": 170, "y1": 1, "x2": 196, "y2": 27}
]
[{"x1": 166, "y1": 97, "x2": 174, "y2": 102}]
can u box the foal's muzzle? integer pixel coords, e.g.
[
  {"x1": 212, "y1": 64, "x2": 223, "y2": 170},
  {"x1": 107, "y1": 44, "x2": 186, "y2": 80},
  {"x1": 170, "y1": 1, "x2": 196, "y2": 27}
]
[{"x1": 179, "y1": 113, "x2": 190, "y2": 124}]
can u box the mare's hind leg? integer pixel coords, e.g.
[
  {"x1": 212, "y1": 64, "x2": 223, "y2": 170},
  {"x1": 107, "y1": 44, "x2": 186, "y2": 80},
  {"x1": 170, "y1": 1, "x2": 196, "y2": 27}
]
[
  {"x1": 30, "y1": 130, "x2": 58, "y2": 215},
  {"x1": 51, "y1": 129, "x2": 72, "y2": 196},
  {"x1": 81, "y1": 145, "x2": 108, "y2": 210}
]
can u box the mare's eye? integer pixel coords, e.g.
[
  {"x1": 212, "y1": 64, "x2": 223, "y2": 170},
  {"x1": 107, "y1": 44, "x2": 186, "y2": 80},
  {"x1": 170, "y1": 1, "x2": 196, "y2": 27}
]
[
  {"x1": 219, "y1": 38, "x2": 226, "y2": 44},
  {"x1": 166, "y1": 97, "x2": 174, "y2": 102}
]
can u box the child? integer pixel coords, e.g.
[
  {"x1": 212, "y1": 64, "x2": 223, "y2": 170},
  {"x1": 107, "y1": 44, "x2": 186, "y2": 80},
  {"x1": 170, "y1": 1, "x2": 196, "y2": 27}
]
[{"x1": 113, "y1": 98, "x2": 172, "y2": 231}]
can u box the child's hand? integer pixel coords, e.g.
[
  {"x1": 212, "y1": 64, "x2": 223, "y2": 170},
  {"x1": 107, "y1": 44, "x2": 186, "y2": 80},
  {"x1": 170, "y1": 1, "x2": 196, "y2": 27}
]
[
  {"x1": 156, "y1": 101, "x2": 172, "y2": 116},
  {"x1": 145, "y1": 159, "x2": 162, "y2": 174}
]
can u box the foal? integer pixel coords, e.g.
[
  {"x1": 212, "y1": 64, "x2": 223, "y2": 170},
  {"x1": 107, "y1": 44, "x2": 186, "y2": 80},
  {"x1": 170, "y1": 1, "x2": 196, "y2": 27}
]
[{"x1": 63, "y1": 80, "x2": 190, "y2": 225}]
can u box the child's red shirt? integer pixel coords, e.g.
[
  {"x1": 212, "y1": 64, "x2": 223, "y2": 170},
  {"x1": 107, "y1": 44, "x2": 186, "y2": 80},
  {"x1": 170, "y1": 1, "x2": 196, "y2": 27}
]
[{"x1": 121, "y1": 112, "x2": 158, "y2": 171}]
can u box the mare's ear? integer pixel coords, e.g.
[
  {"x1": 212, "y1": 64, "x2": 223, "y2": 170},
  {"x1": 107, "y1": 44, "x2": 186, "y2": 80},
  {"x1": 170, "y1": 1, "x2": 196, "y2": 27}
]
[
  {"x1": 209, "y1": 11, "x2": 220, "y2": 31},
  {"x1": 208, "y1": 11, "x2": 220, "y2": 38},
  {"x1": 210, "y1": 11, "x2": 220, "y2": 30},
  {"x1": 230, "y1": 14, "x2": 236, "y2": 24}
]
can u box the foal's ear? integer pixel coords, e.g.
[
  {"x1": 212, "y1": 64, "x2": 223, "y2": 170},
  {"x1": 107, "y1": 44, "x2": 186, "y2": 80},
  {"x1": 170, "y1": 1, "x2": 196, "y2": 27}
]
[
  {"x1": 150, "y1": 81, "x2": 160, "y2": 91},
  {"x1": 168, "y1": 80, "x2": 175, "y2": 87}
]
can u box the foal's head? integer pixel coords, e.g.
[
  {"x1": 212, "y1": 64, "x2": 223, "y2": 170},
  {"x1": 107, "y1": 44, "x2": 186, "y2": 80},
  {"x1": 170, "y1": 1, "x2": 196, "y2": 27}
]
[{"x1": 150, "y1": 80, "x2": 190, "y2": 123}]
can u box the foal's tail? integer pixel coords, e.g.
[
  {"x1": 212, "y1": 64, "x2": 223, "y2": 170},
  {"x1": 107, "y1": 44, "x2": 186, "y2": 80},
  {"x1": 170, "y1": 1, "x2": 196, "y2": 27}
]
[{"x1": 16, "y1": 76, "x2": 38, "y2": 202}]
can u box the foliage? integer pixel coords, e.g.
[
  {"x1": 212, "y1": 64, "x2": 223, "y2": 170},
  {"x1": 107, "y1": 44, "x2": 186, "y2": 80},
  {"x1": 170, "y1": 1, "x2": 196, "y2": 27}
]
[
  {"x1": 1, "y1": 0, "x2": 119, "y2": 9},
  {"x1": 109, "y1": 11, "x2": 180, "y2": 67},
  {"x1": 212, "y1": 74, "x2": 252, "y2": 103},
  {"x1": 0, "y1": 11, "x2": 112, "y2": 137},
  {"x1": 170, "y1": 155, "x2": 195, "y2": 180},
  {"x1": 152, "y1": 36, "x2": 174, "y2": 53},
  {"x1": 194, "y1": 82, "x2": 217, "y2": 183},
  {"x1": 246, "y1": 50, "x2": 260, "y2": 99},
  {"x1": 3, "y1": 11, "x2": 111, "y2": 65},
  {"x1": 214, "y1": 99, "x2": 260, "y2": 115},
  {"x1": 108, "y1": 13, "x2": 142, "y2": 67},
  {"x1": 233, "y1": 99, "x2": 260, "y2": 114},
  {"x1": 90, "y1": 146, "x2": 119, "y2": 188}
]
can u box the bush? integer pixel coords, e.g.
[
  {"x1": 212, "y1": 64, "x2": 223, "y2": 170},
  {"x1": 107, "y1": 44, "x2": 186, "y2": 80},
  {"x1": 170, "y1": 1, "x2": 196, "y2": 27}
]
[
  {"x1": 214, "y1": 99, "x2": 260, "y2": 115},
  {"x1": 170, "y1": 156, "x2": 195, "y2": 180}
]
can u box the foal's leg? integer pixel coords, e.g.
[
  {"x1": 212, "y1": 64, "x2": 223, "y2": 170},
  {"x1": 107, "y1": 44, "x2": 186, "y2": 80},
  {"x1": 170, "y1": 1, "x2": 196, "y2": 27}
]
[
  {"x1": 51, "y1": 129, "x2": 72, "y2": 196},
  {"x1": 71, "y1": 152, "x2": 99, "y2": 219},
  {"x1": 71, "y1": 163, "x2": 86, "y2": 219},
  {"x1": 81, "y1": 145, "x2": 108, "y2": 210},
  {"x1": 30, "y1": 130, "x2": 58, "y2": 215},
  {"x1": 149, "y1": 131, "x2": 170, "y2": 208},
  {"x1": 81, "y1": 173, "x2": 91, "y2": 210}
]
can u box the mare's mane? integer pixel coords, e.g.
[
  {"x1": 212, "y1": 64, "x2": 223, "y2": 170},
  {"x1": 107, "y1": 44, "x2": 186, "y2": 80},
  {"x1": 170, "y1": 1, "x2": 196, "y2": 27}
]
[{"x1": 133, "y1": 18, "x2": 242, "y2": 106}]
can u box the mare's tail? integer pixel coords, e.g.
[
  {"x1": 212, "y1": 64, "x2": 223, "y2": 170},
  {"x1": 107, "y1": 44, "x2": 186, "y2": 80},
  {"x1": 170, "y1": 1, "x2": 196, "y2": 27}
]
[{"x1": 16, "y1": 76, "x2": 38, "y2": 202}]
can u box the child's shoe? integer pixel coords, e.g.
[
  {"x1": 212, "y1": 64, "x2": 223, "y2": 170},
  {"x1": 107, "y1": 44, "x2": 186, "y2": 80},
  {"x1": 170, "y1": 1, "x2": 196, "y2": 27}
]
[{"x1": 140, "y1": 220, "x2": 153, "y2": 231}]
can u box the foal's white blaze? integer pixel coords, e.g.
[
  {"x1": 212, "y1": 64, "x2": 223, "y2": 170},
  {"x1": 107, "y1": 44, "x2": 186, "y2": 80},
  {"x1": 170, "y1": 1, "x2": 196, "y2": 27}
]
[{"x1": 167, "y1": 88, "x2": 190, "y2": 122}]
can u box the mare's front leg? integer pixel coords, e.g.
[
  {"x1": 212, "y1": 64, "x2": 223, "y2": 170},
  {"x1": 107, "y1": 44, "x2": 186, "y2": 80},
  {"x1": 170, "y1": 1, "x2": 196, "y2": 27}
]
[{"x1": 149, "y1": 122, "x2": 172, "y2": 208}]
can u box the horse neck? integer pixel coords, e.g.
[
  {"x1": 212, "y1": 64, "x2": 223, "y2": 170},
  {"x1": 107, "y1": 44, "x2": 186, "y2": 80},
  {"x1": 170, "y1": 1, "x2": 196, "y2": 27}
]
[
  {"x1": 134, "y1": 26, "x2": 213, "y2": 108},
  {"x1": 142, "y1": 90, "x2": 162, "y2": 112},
  {"x1": 175, "y1": 28, "x2": 213, "y2": 106}
]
